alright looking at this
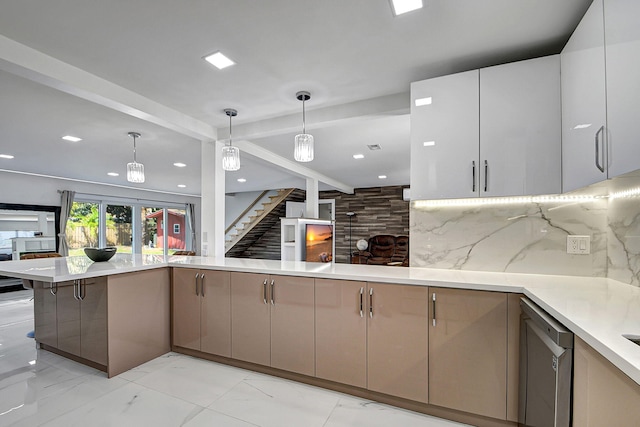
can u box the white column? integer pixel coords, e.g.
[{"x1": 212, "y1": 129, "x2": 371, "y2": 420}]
[
  {"x1": 201, "y1": 140, "x2": 225, "y2": 257},
  {"x1": 305, "y1": 177, "x2": 319, "y2": 219},
  {"x1": 132, "y1": 205, "x2": 142, "y2": 254}
]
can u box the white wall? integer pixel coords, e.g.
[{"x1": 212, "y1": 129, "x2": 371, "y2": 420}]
[{"x1": 225, "y1": 191, "x2": 265, "y2": 229}]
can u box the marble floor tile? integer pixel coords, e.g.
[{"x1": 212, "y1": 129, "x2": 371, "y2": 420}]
[
  {"x1": 0, "y1": 289, "x2": 472, "y2": 427},
  {"x1": 208, "y1": 376, "x2": 342, "y2": 427},
  {"x1": 132, "y1": 355, "x2": 250, "y2": 407},
  {"x1": 324, "y1": 395, "x2": 473, "y2": 427},
  {"x1": 37, "y1": 382, "x2": 203, "y2": 427}
]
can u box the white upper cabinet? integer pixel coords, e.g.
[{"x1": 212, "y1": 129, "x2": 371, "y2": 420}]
[
  {"x1": 480, "y1": 56, "x2": 561, "y2": 197},
  {"x1": 562, "y1": 0, "x2": 640, "y2": 191},
  {"x1": 410, "y1": 70, "x2": 480, "y2": 200},
  {"x1": 561, "y1": 0, "x2": 607, "y2": 192},
  {"x1": 604, "y1": 0, "x2": 640, "y2": 178},
  {"x1": 410, "y1": 57, "x2": 561, "y2": 200}
]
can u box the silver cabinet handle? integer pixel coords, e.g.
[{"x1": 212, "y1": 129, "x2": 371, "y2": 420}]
[
  {"x1": 472, "y1": 160, "x2": 476, "y2": 192},
  {"x1": 79, "y1": 280, "x2": 85, "y2": 301},
  {"x1": 194, "y1": 272, "x2": 200, "y2": 296},
  {"x1": 369, "y1": 288, "x2": 373, "y2": 318},
  {"x1": 432, "y1": 292, "x2": 437, "y2": 327},
  {"x1": 73, "y1": 280, "x2": 79, "y2": 301},
  {"x1": 595, "y1": 125, "x2": 605, "y2": 172},
  {"x1": 270, "y1": 279, "x2": 275, "y2": 305},
  {"x1": 50, "y1": 282, "x2": 57, "y2": 296},
  {"x1": 359, "y1": 287, "x2": 364, "y2": 318},
  {"x1": 484, "y1": 160, "x2": 488, "y2": 192},
  {"x1": 200, "y1": 273, "x2": 205, "y2": 297},
  {"x1": 263, "y1": 279, "x2": 268, "y2": 304}
]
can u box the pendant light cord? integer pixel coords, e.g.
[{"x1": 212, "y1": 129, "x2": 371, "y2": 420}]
[
  {"x1": 229, "y1": 112, "x2": 233, "y2": 147},
  {"x1": 302, "y1": 98, "x2": 306, "y2": 134},
  {"x1": 132, "y1": 134, "x2": 137, "y2": 163}
]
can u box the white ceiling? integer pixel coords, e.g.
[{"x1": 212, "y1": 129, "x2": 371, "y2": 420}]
[{"x1": 0, "y1": 0, "x2": 591, "y2": 195}]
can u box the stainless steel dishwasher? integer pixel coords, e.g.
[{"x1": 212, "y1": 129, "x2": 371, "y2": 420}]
[{"x1": 519, "y1": 297, "x2": 574, "y2": 427}]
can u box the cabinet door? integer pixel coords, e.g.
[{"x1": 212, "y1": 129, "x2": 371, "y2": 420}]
[
  {"x1": 200, "y1": 270, "x2": 231, "y2": 357},
  {"x1": 480, "y1": 56, "x2": 561, "y2": 197},
  {"x1": 56, "y1": 281, "x2": 80, "y2": 356},
  {"x1": 172, "y1": 268, "x2": 201, "y2": 351},
  {"x1": 410, "y1": 70, "x2": 480, "y2": 200},
  {"x1": 573, "y1": 337, "x2": 640, "y2": 426},
  {"x1": 561, "y1": 0, "x2": 608, "y2": 192},
  {"x1": 367, "y1": 282, "x2": 428, "y2": 403},
  {"x1": 604, "y1": 0, "x2": 640, "y2": 178},
  {"x1": 80, "y1": 278, "x2": 108, "y2": 365},
  {"x1": 429, "y1": 288, "x2": 507, "y2": 419},
  {"x1": 315, "y1": 279, "x2": 367, "y2": 388},
  {"x1": 270, "y1": 275, "x2": 315, "y2": 376},
  {"x1": 33, "y1": 281, "x2": 57, "y2": 347},
  {"x1": 231, "y1": 272, "x2": 271, "y2": 366}
]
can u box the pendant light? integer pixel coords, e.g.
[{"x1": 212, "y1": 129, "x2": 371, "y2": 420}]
[
  {"x1": 294, "y1": 91, "x2": 314, "y2": 162},
  {"x1": 222, "y1": 108, "x2": 240, "y2": 171},
  {"x1": 126, "y1": 132, "x2": 145, "y2": 183}
]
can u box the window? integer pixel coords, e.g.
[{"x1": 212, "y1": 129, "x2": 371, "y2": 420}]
[{"x1": 69, "y1": 196, "x2": 191, "y2": 257}]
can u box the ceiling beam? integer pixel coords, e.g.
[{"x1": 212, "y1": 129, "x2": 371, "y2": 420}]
[
  {"x1": 234, "y1": 139, "x2": 354, "y2": 194},
  {"x1": 0, "y1": 34, "x2": 354, "y2": 193},
  {"x1": 218, "y1": 92, "x2": 410, "y2": 140}
]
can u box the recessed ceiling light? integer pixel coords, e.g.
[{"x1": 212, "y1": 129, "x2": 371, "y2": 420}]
[
  {"x1": 423, "y1": 141, "x2": 436, "y2": 147},
  {"x1": 173, "y1": 162, "x2": 187, "y2": 167},
  {"x1": 62, "y1": 135, "x2": 82, "y2": 142},
  {"x1": 367, "y1": 144, "x2": 382, "y2": 151},
  {"x1": 203, "y1": 51, "x2": 235, "y2": 69},
  {"x1": 107, "y1": 172, "x2": 119, "y2": 177},
  {"x1": 177, "y1": 184, "x2": 186, "y2": 188},
  {"x1": 390, "y1": 0, "x2": 423, "y2": 16},
  {"x1": 353, "y1": 154, "x2": 365, "y2": 159},
  {"x1": 0, "y1": 154, "x2": 14, "y2": 159},
  {"x1": 237, "y1": 178, "x2": 247, "y2": 183},
  {"x1": 414, "y1": 97, "x2": 432, "y2": 107},
  {"x1": 378, "y1": 175, "x2": 388, "y2": 179}
]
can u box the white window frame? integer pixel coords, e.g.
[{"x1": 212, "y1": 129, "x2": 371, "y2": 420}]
[{"x1": 74, "y1": 194, "x2": 190, "y2": 256}]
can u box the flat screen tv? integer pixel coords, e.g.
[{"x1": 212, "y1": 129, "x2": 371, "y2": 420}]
[{"x1": 305, "y1": 224, "x2": 333, "y2": 263}]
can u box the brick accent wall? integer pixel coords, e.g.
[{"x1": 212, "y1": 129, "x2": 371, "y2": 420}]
[{"x1": 234, "y1": 186, "x2": 409, "y2": 264}]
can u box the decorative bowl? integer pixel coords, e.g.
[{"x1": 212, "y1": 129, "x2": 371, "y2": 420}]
[{"x1": 84, "y1": 247, "x2": 117, "y2": 262}]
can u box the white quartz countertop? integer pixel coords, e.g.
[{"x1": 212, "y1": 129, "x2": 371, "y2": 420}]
[{"x1": 1, "y1": 254, "x2": 639, "y2": 386}]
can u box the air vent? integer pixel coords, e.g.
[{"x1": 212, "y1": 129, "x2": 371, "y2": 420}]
[{"x1": 367, "y1": 144, "x2": 381, "y2": 151}]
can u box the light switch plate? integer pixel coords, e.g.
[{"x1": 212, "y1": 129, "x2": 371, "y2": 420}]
[{"x1": 567, "y1": 235, "x2": 590, "y2": 254}]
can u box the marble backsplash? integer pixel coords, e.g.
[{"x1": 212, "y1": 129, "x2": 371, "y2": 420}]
[
  {"x1": 410, "y1": 173, "x2": 640, "y2": 286},
  {"x1": 410, "y1": 197, "x2": 609, "y2": 276}
]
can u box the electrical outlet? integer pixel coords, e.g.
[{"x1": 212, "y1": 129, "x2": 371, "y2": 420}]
[{"x1": 567, "y1": 235, "x2": 590, "y2": 254}]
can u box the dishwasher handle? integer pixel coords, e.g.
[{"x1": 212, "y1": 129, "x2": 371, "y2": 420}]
[{"x1": 520, "y1": 298, "x2": 573, "y2": 349}]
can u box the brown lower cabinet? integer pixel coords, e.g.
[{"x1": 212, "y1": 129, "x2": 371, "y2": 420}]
[
  {"x1": 33, "y1": 269, "x2": 171, "y2": 378},
  {"x1": 174, "y1": 270, "x2": 523, "y2": 425},
  {"x1": 172, "y1": 268, "x2": 231, "y2": 357},
  {"x1": 230, "y1": 272, "x2": 315, "y2": 376},
  {"x1": 315, "y1": 279, "x2": 367, "y2": 388},
  {"x1": 56, "y1": 278, "x2": 108, "y2": 365},
  {"x1": 573, "y1": 336, "x2": 640, "y2": 426},
  {"x1": 314, "y1": 279, "x2": 428, "y2": 402},
  {"x1": 367, "y1": 282, "x2": 429, "y2": 403},
  {"x1": 428, "y1": 287, "x2": 508, "y2": 419}
]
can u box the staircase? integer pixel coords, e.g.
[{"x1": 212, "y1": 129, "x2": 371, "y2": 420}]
[{"x1": 225, "y1": 188, "x2": 305, "y2": 257}]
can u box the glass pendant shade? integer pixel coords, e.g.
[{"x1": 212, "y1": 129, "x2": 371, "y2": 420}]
[
  {"x1": 294, "y1": 133, "x2": 314, "y2": 162},
  {"x1": 222, "y1": 108, "x2": 241, "y2": 171},
  {"x1": 222, "y1": 145, "x2": 241, "y2": 171},
  {"x1": 294, "y1": 91, "x2": 314, "y2": 162},
  {"x1": 126, "y1": 132, "x2": 145, "y2": 183},
  {"x1": 126, "y1": 161, "x2": 145, "y2": 183}
]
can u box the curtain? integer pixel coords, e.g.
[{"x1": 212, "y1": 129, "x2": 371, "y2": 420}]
[
  {"x1": 58, "y1": 190, "x2": 75, "y2": 256},
  {"x1": 186, "y1": 203, "x2": 197, "y2": 254}
]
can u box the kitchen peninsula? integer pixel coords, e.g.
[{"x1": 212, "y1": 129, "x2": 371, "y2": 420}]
[{"x1": 1, "y1": 254, "x2": 639, "y2": 426}]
